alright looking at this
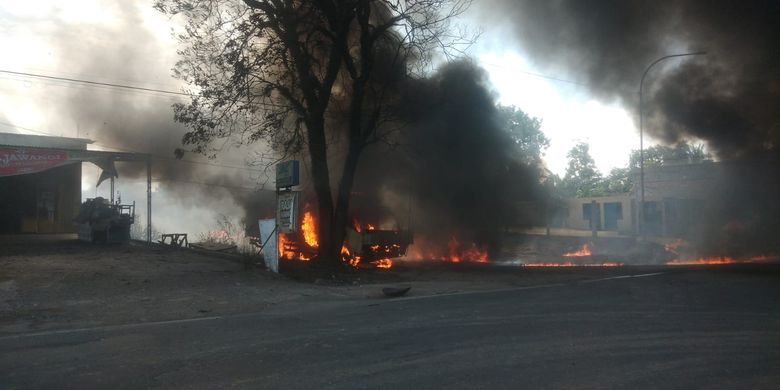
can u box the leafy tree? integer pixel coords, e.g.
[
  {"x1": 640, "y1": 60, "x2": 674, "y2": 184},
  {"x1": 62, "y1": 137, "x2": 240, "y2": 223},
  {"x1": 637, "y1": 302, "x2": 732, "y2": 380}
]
[
  {"x1": 496, "y1": 105, "x2": 548, "y2": 167},
  {"x1": 155, "y1": 0, "x2": 474, "y2": 267},
  {"x1": 562, "y1": 142, "x2": 602, "y2": 198},
  {"x1": 596, "y1": 167, "x2": 632, "y2": 195},
  {"x1": 629, "y1": 142, "x2": 710, "y2": 170},
  {"x1": 596, "y1": 142, "x2": 710, "y2": 197},
  {"x1": 554, "y1": 141, "x2": 710, "y2": 199}
]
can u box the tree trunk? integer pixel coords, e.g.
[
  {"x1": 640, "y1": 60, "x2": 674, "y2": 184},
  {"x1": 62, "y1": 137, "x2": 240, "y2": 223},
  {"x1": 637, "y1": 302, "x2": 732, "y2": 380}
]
[
  {"x1": 306, "y1": 118, "x2": 338, "y2": 268},
  {"x1": 330, "y1": 145, "x2": 362, "y2": 265}
]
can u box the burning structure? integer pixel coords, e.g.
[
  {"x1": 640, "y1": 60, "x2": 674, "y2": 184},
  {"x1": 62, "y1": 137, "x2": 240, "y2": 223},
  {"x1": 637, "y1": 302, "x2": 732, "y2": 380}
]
[
  {"x1": 276, "y1": 209, "x2": 412, "y2": 269},
  {"x1": 258, "y1": 60, "x2": 547, "y2": 268},
  {"x1": 9, "y1": 1, "x2": 768, "y2": 269}
]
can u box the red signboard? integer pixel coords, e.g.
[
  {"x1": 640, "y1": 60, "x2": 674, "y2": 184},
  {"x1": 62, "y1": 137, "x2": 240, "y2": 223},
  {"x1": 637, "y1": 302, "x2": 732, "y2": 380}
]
[{"x1": 0, "y1": 147, "x2": 74, "y2": 176}]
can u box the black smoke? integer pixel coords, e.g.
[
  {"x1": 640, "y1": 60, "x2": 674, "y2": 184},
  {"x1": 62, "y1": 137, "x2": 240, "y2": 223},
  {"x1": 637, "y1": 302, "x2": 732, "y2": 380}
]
[
  {"x1": 479, "y1": 0, "x2": 780, "y2": 158},
  {"x1": 349, "y1": 61, "x2": 547, "y2": 257},
  {"x1": 472, "y1": 1, "x2": 780, "y2": 257}
]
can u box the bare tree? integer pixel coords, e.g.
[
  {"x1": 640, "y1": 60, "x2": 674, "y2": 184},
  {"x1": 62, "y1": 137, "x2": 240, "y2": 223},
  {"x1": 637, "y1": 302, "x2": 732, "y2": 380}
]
[{"x1": 155, "y1": 0, "x2": 474, "y2": 267}]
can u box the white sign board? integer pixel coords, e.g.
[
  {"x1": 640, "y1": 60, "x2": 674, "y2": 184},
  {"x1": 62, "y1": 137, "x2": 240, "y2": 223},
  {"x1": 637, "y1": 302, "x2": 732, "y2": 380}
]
[
  {"x1": 277, "y1": 191, "x2": 299, "y2": 233},
  {"x1": 258, "y1": 219, "x2": 278, "y2": 273}
]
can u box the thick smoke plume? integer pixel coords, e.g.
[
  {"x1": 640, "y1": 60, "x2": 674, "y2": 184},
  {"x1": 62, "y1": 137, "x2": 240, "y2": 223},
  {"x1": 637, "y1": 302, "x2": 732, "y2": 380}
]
[
  {"x1": 349, "y1": 61, "x2": 547, "y2": 257},
  {"x1": 481, "y1": 0, "x2": 780, "y2": 159},
  {"x1": 479, "y1": 1, "x2": 780, "y2": 255},
  {"x1": 2, "y1": 2, "x2": 276, "y2": 233}
]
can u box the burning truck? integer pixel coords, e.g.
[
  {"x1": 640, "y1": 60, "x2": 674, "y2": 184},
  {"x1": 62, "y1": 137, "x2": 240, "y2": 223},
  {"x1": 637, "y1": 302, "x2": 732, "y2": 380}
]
[
  {"x1": 276, "y1": 207, "x2": 493, "y2": 268},
  {"x1": 278, "y1": 210, "x2": 412, "y2": 269}
]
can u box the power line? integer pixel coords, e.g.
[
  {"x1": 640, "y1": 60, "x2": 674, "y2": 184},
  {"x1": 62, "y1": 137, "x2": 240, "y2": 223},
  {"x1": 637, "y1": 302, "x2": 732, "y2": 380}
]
[
  {"x1": 0, "y1": 68, "x2": 291, "y2": 108},
  {"x1": 0, "y1": 69, "x2": 192, "y2": 97},
  {"x1": 0, "y1": 121, "x2": 56, "y2": 137},
  {"x1": 479, "y1": 60, "x2": 590, "y2": 87}
]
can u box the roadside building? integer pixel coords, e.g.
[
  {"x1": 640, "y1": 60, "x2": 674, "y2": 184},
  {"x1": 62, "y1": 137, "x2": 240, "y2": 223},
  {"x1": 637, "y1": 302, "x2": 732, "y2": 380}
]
[
  {"x1": 0, "y1": 132, "x2": 152, "y2": 240},
  {"x1": 559, "y1": 161, "x2": 737, "y2": 239},
  {"x1": 0, "y1": 133, "x2": 91, "y2": 234},
  {"x1": 562, "y1": 194, "x2": 633, "y2": 235},
  {"x1": 552, "y1": 160, "x2": 780, "y2": 239},
  {"x1": 631, "y1": 161, "x2": 718, "y2": 238}
]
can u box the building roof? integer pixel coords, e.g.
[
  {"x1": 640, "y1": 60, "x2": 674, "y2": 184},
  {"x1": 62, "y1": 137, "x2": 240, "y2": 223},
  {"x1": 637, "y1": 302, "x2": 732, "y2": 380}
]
[{"x1": 0, "y1": 132, "x2": 93, "y2": 150}]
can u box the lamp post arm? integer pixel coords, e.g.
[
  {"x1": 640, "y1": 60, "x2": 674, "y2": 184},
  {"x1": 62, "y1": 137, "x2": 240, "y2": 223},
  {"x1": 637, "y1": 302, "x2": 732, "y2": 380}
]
[
  {"x1": 640, "y1": 52, "x2": 706, "y2": 96},
  {"x1": 637, "y1": 51, "x2": 706, "y2": 238}
]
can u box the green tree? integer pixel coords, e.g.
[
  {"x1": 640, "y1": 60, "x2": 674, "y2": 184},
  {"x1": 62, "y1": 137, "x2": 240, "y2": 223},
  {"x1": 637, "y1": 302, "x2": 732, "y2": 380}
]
[
  {"x1": 629, "y1": 142, "x2": 710, "y2": 170},
  {"x1": 155, "y1": 0, "x2": 474, "y2": 267},
  {"x1": 597, "y1": 142, "x2": 710, "y2": 196},
  {"x1": 562, "y1": 142, "x2": 602, "y2": 198},
  {"x1": 496, "y1": 105, "x2": 548, "y2": 167},
  {"x1": 596, "y1": 167, "x2": 633, "y2": 195}
]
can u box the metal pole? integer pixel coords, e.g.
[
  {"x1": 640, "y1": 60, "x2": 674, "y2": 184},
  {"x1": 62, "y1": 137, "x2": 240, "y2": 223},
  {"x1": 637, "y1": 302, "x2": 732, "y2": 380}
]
[
  {"x1": 110, "y1": 176, "x2": 115, "y2": 204},
  {"x1": 146, "y1": 157, "x2": 152, "y2": 244},
  {"x1": 639, "y1": 85, "x2": 644, "y2": 237},
  {"x1": 638, "y1": 51, "x2": 706, "y2": 238}
]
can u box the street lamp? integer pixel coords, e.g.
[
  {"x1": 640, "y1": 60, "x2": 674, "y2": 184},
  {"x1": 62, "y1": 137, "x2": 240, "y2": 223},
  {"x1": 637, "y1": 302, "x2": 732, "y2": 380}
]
[{"x1": 638, "y1": 51, "x2": 706, "y2": 238}]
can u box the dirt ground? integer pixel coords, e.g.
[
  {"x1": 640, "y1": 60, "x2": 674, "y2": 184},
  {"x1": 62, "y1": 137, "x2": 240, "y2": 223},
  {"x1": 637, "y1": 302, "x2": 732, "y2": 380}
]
[{"x1": 0, "y1": 235, "x2": 654, "y2": 336}]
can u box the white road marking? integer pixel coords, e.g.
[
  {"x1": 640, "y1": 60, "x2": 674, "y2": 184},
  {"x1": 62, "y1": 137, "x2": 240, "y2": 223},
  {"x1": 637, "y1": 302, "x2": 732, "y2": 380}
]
[
  {"x1": 391, "y1": 271, "x2": 668, "y2": 302},
  {"x1": 0, "y1": 315, "x2": 224, "y2": 340},
  {"x1": 577, "y1": 272, "x2": 666, "y2": 283}
]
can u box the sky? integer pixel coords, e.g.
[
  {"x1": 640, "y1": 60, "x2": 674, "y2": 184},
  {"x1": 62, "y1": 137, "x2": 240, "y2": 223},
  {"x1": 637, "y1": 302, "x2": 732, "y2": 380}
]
[
  {"x1": 0, "y1": 1, "x2": 648, "y2": 176},
  {"x1": 0, "y1": 1, "x2": 655, "y2": 234},
  {"x1": 477, "y1": 51, "x2": 638, "y2": 175}
]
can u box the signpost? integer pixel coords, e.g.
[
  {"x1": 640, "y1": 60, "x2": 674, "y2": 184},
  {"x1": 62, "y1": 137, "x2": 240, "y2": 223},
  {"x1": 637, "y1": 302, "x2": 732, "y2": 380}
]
[
  {"x1": 272, "y1": 160, "x2": 301, "y2": 272},
  {"x1": 277, "y1": 191, "x2": 299, "y2": 234}
]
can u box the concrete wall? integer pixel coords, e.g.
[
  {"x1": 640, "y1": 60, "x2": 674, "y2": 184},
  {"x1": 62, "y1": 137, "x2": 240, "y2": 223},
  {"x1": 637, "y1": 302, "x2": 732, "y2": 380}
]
[
  {"x1": 563, "y1": 194, "x2": 633, "y2": 234},
  {"x1": 632, "y1": 161, "x2": 722, "y2": 201}
]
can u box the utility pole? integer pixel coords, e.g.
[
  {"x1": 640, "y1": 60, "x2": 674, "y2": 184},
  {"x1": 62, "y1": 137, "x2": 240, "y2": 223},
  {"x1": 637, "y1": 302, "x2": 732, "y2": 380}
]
[
  {"x1": 147, "y1": 157, "x2": 152, "y2": 244},
  {"x1": 638, "y1": 51, "x2": 706, "y2": 238}
]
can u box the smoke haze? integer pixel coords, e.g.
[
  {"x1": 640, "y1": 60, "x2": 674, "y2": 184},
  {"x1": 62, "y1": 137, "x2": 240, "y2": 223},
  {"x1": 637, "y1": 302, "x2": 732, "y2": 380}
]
[{"x1": 478, "y1": 0, "x2": 780, "y2": 158}]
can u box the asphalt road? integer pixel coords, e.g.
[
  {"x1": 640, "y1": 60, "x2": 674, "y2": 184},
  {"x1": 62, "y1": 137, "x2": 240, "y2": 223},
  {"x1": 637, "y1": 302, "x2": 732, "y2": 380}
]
[{"x1": 2, "y1": 265, "x2": 779, "y2": 389}]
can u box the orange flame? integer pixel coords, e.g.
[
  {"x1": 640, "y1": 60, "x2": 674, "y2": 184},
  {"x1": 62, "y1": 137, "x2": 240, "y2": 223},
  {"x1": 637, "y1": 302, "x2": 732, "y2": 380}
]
[
  {"x1": 563, "y1": 243, "x2": 592, "y2": 257},
  {"x1": 406, "y1": 236, "x2": 488, "y2": 263},
  {"x1": 341, "y1": 244, "x2": 362, "y2": 267},
  {"x1": 523, "y1": 262, "x2": 622, "y2": 267},
  {"x1": 278, "y1": 233, "x2": 289, "y2": 259},
  {"x1": 666, "y1": 256, "x2": 737, "y2": 265},
  {"x1": 374, "y1": 258, "x2": 393, "y2": 269},
  {"x1": 302, "y1": 211, "x2": 318, "y2": 248},
  {"x1": 278, "y1": 233, "x2": 309, "y2": 261}
]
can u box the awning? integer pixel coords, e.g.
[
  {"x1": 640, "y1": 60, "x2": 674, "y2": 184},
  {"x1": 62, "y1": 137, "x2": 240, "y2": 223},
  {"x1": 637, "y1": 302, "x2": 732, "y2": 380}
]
[{"x1": 0, "y1": 145, "x2": 149, "y2": 185}]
